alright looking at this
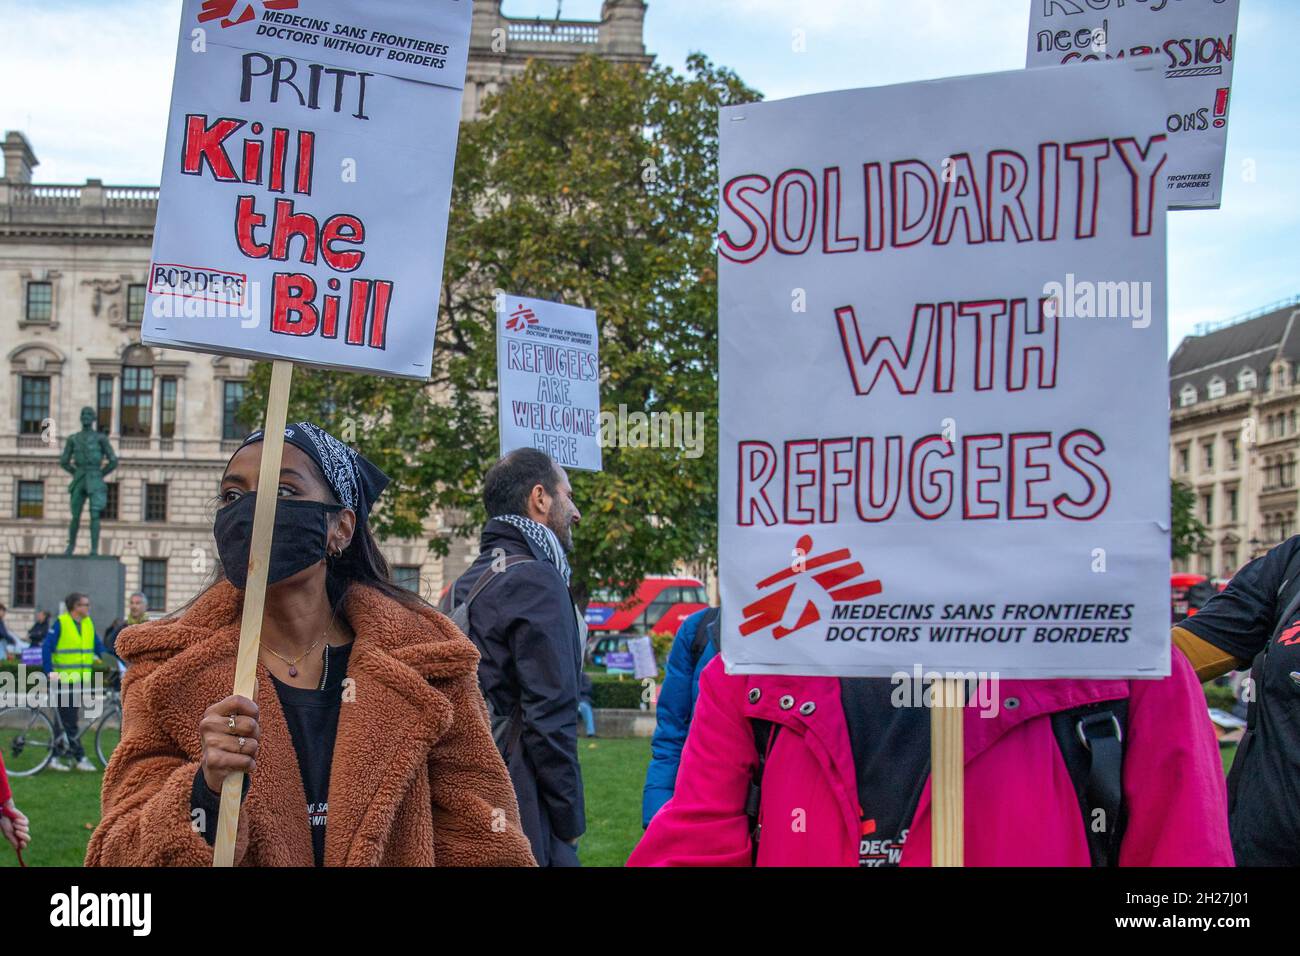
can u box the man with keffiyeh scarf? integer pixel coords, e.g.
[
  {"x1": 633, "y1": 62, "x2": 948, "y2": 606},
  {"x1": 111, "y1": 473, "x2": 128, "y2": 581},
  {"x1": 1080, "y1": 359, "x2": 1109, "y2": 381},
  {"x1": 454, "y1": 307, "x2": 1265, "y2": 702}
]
[{"x1": 449, "y1": 448, "x2": 587, "y2": 866}]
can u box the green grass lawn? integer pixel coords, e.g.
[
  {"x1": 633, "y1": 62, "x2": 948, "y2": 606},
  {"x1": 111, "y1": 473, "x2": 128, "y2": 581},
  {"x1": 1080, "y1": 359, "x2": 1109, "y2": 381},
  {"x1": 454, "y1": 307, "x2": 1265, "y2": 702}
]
[
  {"x1": 1, "y1": 767, "x2": 105, "y2": 867},
  {"x1": 1221, "y1": 743, "x2": 1238, "y2": 775},
  {"x1": 577, "y1": 736, "x2": 650, "y2": 867}
]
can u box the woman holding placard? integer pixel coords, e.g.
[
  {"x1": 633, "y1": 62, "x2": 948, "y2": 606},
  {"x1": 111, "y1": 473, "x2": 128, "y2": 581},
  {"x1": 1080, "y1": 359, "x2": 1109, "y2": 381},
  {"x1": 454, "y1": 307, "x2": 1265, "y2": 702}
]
[{"x1": 86, "y1": 422, "x2": 536, "y2": 867}]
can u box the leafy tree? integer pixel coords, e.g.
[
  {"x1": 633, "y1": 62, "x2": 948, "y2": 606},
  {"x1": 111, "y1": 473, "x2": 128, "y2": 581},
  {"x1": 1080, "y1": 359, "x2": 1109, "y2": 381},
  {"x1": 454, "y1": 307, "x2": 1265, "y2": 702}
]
[
  {"x1": 247, "y1": 54, "x2": 760, "y2": 602},
  {"x1": 1171, "y1": 479, "x2": 1208, "y2": 561}
]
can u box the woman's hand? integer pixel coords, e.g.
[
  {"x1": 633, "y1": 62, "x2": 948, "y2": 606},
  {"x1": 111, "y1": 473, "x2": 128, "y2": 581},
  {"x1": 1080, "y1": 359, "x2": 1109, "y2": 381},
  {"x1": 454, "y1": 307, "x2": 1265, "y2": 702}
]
[
  {"x1": 0, "y1": 800, "x2": 29, "y2": 852},
  {"x1": 199, "y1": 695, "x2": 260, "y2": 794}
]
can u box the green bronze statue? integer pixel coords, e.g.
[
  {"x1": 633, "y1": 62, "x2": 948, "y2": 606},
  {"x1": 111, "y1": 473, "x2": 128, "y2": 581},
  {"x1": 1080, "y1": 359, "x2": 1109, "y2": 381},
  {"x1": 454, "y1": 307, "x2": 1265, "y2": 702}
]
[{"x1": 61, "y1": 407, "x2": 118, "y2": 556}]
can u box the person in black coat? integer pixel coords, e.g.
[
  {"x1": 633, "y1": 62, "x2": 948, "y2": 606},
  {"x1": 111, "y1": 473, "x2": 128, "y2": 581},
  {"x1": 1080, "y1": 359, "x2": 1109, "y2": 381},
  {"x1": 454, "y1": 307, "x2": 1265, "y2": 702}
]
[
  {"x1": 26, "y1": 610, "x2": 53, "y2": 647},
  {"x1": 451, "y1": 449, "x2": 585, "y2": 867}
]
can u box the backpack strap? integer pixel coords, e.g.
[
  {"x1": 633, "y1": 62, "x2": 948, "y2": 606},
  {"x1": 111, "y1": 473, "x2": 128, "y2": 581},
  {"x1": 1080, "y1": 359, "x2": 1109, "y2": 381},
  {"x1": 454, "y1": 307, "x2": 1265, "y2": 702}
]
[
  {"x1": 1051, "y1": 699, "x2": 1129, "y2": 867},
  {"x1": 745, "y1": 717, "x2": 781, "y2": 865},
  {"x1": 449, "y1": 554, "x2": 535, "y2": 759},
  {"x1": 450, "y1": 555, "x2": 535, "y2": 627},
  {"x1": 690, "y1": 607, "x2": 721, "y2": 661}
]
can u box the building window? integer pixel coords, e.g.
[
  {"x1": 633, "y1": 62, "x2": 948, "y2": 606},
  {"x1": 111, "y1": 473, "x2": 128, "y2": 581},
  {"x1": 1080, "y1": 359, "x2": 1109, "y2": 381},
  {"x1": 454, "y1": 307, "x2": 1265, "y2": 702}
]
[
  {"x1": 1228, "y1": 488, "x2": 1239, "y2": 522},
  {"x1": 1202, "y1": 441, "x2": 1214, "y2": 471},
  {"x1": 159, "y1": 377, "x2": 177, "y2": 439},
  {"x1": 222, "y1": 381, "x2": 247, "y2": 441},
  {"x1": 25, "y1": 282, "x2": 52, "y2": 322},
  {"x1": 16, "y1": 481, "x2": 44, "y2": 519},
  {"x1": 1179, "y1": 384, "x2": 1196, "y2": 407},
  {"x1": 1224, "y1": 549, "x2": 1237, "y2": 573},
  {"x1": 144, "y1": 483, "x2": 168, "y2": 522},
  {"x1": 1201, "y1": 492, "x2": 1214, "y2": 525},
  {"x1": 120, "y1": 365, "x2": 154, "y2": 437},
  {"x1": 1207, "y1": 377, "x2": 1226, "y2": 400},
  {"x1": 1177, "y1": 446, "x2": 1189, "y2": 475},
  {"x1": 392, "y1": 565, "x2": 421, "y2": 593},
  {"x1": 140, "y1": 559, "x2": 167, "y2": 610},
  {"x1": 1238, "y1": 368, "x2": 1257, "y2": 391},
  {"x1": 126, "y1": 283, "x2": 146, "y2": 324},
  {"x1": 19, "y1": 376, "x2": 50, "y2": 435},
  {"x1": 96, "y1": 374, "x2": 114, "y2": 433},
  {"x1": 1228, "y1": 436, "x2": 1239, "y2": 466},
  {"x1": 103, "y1": 482, "x2": 119, "y2": 521},
  {"x1": 11, "y1": 556, "x2": 37, "y2": 608}
]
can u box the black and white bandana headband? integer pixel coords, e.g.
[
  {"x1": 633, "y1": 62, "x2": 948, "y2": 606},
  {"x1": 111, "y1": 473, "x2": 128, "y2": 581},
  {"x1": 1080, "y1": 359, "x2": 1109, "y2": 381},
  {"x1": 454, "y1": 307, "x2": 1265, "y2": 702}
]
[
  {"x1": 240, "y1": 422, "x2": 390, "y2": 526},
  {"x1": 496, "y1": 514, "x2": 572, "y2": 586}
]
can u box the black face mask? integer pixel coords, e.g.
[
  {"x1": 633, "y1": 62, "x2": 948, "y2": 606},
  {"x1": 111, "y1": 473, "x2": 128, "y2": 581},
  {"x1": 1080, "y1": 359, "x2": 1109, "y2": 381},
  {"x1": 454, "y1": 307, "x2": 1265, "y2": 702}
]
[{"x1": 213, "y1": 493, "x2": 344, "y2": 590}]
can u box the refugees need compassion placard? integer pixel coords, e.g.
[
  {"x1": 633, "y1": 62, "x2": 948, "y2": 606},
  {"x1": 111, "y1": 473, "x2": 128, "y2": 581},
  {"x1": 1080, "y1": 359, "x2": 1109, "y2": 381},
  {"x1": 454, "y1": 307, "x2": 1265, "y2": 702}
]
[{"x1": 1027, "y1": 0, "x2": 1240, "y2": 210}]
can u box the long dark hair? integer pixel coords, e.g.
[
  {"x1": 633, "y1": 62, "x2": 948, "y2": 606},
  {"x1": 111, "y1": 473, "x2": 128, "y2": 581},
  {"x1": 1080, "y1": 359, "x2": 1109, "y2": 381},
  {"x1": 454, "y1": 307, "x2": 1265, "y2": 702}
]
[{"x1": 322, "y1": 514, "x2": 427, "y2": 612}]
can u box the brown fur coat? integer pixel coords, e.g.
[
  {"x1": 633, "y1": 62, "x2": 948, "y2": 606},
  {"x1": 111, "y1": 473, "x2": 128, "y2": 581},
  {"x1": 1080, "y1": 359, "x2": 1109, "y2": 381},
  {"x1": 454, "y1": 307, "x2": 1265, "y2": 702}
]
[{"x1": 85, "y1": 581, "x2": 537, "y2": 867}]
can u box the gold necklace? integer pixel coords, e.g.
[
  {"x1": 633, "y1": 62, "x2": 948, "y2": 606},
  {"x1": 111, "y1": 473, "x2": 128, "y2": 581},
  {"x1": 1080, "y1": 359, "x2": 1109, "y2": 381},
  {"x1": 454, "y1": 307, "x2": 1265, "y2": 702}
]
[
  {"x1": 261, "y1": 637, "x2": 324, "y2": 678},
  {"x1": 262, "y1": 610, "x2": 338, "y2": 678}
]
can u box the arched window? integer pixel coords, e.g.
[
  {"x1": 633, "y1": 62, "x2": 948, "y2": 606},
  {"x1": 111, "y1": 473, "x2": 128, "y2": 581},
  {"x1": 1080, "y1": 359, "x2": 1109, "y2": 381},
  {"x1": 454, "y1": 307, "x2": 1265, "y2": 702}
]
[
  {"x1": 1179, "y1": 384, "x2": 1197, "y2": 407},
  {"x1": 1207, "y1": 377, "x2": 1226, "y2": 399},
  {"x1": 1238, "y1": 367, "x2": 1257, "y2": 391}
]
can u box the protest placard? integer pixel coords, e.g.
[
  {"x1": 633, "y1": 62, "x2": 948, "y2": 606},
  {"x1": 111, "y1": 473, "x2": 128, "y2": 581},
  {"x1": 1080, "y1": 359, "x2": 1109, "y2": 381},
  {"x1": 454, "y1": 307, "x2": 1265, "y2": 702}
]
[
  {"x1": 1026, "y1": 0, "x2": 1240, "y2": 210},
  {"x1": 718, "y1": 62, "x2": 1171, "y2": 682},
  {"x1": 142, "y1": 0, "x2": 471, "y2": 379},
  {"x1": 497, "y1": 295, "x2": 603, "y2": 472}
]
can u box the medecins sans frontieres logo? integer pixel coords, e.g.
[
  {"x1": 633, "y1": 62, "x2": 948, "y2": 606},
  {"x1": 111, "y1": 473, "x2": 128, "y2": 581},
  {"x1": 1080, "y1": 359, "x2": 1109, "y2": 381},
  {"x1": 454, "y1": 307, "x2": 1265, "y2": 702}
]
[
  {"x1": 198, "y1": 0, "x2": 300, "y2": 30},
  {"x1": 740, "y1": 534, "x2": 883, "y2": 640}
]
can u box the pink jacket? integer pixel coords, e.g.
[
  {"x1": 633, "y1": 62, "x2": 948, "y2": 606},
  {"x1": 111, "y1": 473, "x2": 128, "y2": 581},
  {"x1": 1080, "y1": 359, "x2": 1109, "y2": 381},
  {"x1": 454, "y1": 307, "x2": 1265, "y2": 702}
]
[{"x1": 629, "y1": 649, "x2": 1232, "y2": 866}]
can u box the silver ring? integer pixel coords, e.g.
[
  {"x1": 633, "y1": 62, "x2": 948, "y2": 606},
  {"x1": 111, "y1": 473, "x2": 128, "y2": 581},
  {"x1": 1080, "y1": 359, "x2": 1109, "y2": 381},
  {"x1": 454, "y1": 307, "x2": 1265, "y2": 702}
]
[{"x1": 237, "y1": 737, "x2": 246, "y2": 752}]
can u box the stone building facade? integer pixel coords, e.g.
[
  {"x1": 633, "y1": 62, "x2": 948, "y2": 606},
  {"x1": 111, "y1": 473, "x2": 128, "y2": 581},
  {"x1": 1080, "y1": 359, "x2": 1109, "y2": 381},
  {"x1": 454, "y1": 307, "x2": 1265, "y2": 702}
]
[
  {"x1": 0, "y1": 2, "x2": 651, "y2": 631},
  {"x1": 1169, "y1": 298, "x2": 1300, "y2": 578}
]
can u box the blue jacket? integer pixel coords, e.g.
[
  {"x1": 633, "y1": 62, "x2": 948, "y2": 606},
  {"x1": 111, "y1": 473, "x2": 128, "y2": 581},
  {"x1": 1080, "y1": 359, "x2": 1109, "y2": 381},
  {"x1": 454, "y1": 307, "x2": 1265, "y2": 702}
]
[{"x1": 641, "y1": 607, "x2": 718, "y2": 827}]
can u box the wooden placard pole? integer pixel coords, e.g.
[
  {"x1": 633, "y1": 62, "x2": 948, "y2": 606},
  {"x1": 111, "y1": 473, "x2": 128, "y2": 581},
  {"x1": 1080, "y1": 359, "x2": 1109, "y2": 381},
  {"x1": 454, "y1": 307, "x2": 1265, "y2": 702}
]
[
  {"x1": 930, "y1": 677, "x2": 965, "y2": 867},
  {"x1": 213, "y1": 359, "x2": 294, "y2": 867}
]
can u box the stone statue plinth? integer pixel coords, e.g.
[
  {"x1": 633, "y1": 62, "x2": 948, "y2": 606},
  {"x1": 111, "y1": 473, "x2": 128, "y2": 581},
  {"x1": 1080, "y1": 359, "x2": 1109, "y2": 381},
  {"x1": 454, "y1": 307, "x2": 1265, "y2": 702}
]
[{"x1": 35, "y1": 555, "x2": 125, "y2": 629}]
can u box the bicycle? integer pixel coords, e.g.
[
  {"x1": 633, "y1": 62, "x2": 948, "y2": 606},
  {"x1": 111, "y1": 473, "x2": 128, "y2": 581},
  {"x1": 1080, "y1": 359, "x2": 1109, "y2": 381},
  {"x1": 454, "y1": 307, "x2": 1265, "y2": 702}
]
[{"x1": 0, "y1": 681, "x2": 122, "y2": 777}]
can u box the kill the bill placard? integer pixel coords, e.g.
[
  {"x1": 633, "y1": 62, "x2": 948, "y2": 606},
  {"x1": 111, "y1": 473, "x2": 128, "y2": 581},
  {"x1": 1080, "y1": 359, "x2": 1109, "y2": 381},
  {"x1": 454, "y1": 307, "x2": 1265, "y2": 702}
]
[{"x1": 142, "y1": 0, "x2": 471, "y2": 379}]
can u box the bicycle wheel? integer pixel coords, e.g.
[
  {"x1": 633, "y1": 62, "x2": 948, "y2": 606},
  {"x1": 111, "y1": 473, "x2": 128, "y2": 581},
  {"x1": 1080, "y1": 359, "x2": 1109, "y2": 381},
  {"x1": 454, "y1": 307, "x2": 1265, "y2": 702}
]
[
  {"x1": 0, "y1": 707, "x2": 56, "y2": 776},
  {"x1": 95, "y1": 701, "x2": 122, "y2": 768}
]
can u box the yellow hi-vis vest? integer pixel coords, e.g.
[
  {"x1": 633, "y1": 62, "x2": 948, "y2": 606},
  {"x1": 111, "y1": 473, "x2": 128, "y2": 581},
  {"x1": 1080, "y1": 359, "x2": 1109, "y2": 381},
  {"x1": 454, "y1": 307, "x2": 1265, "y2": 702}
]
[{"x1": 53, "y1": 613, "x2": 95, "y2": 684}]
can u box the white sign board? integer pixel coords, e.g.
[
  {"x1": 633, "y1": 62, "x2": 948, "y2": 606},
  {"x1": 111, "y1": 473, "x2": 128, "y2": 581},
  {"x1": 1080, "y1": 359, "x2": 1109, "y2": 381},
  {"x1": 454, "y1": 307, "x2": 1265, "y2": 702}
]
[
  {"x1": 1027, "y1": 0, "x2": 1240, "y2": 210},
  {"x1": 142, "y1": 0, "x2": 471, "y2": 379},
  {"x1": 497, "y1": 295, "x2": 603, "y2": 472},
  {"x1": 718, "y1": 63, "x2": 1171, "y2": 679}
]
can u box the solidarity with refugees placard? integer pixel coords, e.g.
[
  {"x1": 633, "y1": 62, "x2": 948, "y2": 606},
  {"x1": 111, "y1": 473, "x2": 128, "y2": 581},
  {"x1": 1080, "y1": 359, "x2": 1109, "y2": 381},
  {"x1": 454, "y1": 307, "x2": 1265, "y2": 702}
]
[
  {"x1": 142, "y1": 0, "x2": 471, "y2": 379},
  {"x1": 497, "y1": 295, "x2": 602, "y2": 472},
  {"x1": 1027, "y1": 0, "x2": 1240, "y2": 210},
  {"x1": 718, "y1": 63, "x2": 1171, "y2": 679}
]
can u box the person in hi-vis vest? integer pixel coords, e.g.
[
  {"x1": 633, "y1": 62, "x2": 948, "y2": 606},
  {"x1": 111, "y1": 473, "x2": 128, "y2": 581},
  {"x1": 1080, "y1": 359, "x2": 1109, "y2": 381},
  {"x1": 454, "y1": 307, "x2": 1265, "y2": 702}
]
[{"x1": 42, "y1": 592, "x2": 105, "y2": 772}]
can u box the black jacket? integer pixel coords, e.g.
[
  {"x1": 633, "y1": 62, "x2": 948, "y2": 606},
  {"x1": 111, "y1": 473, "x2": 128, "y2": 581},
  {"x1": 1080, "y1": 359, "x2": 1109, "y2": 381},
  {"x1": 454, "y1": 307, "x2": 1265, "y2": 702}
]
[{"x1": 452, "y1": 519, "x2": 585, "y2": 865}]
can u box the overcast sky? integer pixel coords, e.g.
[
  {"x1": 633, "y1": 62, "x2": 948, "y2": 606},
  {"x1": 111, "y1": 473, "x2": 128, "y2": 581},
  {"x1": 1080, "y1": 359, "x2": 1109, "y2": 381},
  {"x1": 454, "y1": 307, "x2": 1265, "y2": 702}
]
[{"x1": 1, "y1": 0, "x2": 1294, "y2": 351}]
